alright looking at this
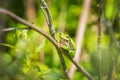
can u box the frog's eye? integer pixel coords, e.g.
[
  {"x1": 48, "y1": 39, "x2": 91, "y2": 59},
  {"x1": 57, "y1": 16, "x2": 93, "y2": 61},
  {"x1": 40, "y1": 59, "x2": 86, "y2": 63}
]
[
  {"x1": 60, "y1": 33, "x2": 63, "y2": 35},
  {"x1": 66, "y1": 35, "x2": 70, "y2": 38}
]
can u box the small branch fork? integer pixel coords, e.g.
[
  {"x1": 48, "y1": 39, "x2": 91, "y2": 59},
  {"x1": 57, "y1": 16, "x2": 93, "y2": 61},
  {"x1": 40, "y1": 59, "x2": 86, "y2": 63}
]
[
  {"x1": 0, "y1": 0, "x2": 94, "y2": 79},
  {"x1": 39, "y1": 0, "x2": 56, "y2": 38}
]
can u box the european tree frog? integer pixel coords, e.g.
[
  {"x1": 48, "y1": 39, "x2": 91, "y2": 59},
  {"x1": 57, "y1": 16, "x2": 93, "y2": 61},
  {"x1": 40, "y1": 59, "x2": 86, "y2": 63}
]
[{"x1": 58, "y1": 33, "x2": 75, "y2": 58}]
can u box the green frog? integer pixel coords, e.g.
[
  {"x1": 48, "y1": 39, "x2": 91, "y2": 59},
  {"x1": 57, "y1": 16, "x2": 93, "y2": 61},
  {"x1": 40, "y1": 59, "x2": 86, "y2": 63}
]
[{"x1": 58, "y1": 33, "x2": 75, "y2": 58}]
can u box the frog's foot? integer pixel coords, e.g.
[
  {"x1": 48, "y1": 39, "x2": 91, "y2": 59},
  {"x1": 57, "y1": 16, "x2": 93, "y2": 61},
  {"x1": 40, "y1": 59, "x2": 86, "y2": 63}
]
[{"x1": 58, "y1": 43, "x2": 63, "y2": 48}]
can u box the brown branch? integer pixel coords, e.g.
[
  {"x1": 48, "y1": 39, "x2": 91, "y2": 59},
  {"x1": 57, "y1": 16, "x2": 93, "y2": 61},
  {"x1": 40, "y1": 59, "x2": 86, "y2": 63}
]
[
  {"x1": 39, "y1": 0, "x2": 55, "y2": 38},
  {"x1": 0, "y1": 8, "x2": 58, "y2": 47},
  {"x1": 1, "y1": 27, "x2": 30, "y2": 32}
]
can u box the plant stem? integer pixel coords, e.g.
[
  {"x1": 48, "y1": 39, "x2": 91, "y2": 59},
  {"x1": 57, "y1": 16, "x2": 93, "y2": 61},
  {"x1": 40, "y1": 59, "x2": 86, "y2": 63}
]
[{"x1": 98, "y1": 1, "x2": 103, "y2": 79}]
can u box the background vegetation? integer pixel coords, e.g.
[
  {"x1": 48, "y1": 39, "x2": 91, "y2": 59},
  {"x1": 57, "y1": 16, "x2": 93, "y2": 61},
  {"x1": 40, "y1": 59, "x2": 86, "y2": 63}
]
[{"x1": 0, "y1": 0, "x2": 120, "y2": 80}]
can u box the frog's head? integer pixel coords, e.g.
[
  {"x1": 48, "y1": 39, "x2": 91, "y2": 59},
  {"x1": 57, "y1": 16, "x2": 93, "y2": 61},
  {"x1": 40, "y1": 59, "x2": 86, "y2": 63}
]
[
  {"x1": 59, "y1": 33, "x2": 70, "y2": 46},
  {"x1": 60, "y1": 33, "x2": 69, "y2": 40}
]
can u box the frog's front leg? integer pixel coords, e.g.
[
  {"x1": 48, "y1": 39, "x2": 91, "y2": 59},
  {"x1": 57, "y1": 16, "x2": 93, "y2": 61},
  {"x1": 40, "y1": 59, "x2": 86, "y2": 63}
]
[{"x1": 69, "y1": 50, "x2": 75, "y2": 58}]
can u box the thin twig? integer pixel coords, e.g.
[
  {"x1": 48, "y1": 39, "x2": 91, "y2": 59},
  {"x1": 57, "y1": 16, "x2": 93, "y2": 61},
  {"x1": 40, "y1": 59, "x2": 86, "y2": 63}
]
[
  {"x1": 98, "y1": 12, "x2": 102, "y2": 80},
  {"x1": 39, "y1": 0, "x2": 55, "y2": 38},
  {"x1": 98, "y1": 0, "x2": 104, "y2": 79},
  {"x1": 40, "y1": 6, "x2": 49, "y2": 25},
  {"x1": 56, "y1": 48, "x2": 70, "y2": 79},
  {"x1": 103, "y1": 18, "x2": 116, "y2": 42},
  {"x1": 1, "y1": 27, "x2": 30, "y2": 32}
]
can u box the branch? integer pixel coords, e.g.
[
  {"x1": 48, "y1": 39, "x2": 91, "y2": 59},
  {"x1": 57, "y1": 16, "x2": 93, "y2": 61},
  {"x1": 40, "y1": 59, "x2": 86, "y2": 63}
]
[
  {"x1": 0, "y1": 8, "x2": 58, "y2": 47},
  {"x1": 39, "y1": 0, "x2": 56, "y2": 38},
  {"x1": 97, "y1": 0, "x2": 104, "y2": 79},
  {"x1": 1, "y1": 27, "x2": 30, "y2": 32}
]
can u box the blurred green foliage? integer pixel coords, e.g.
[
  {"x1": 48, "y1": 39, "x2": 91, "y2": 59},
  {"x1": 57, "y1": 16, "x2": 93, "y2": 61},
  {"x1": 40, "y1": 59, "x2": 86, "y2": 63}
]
[{"x1": 0, "y1": 0, "x2": 120, "y2": 80}]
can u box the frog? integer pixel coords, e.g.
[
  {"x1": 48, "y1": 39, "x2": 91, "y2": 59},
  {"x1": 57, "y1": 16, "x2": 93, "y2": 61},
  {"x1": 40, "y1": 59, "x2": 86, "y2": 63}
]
[{"x1": 58, "y1": 33, "x2": 75, "y2": 58}]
